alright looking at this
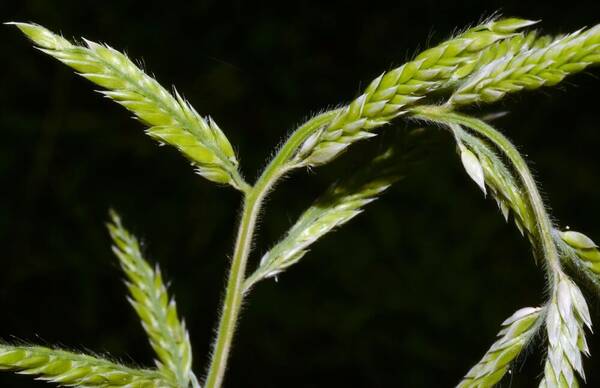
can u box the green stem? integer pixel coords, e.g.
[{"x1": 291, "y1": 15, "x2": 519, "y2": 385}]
[
  {"x1": 203, "y1": 190, "x2": 260, "y2": 388},
  {"x1": 411, "y1": 106, "x2": 563, "y2": 283},
  {"x1": 204, "y1": 110, "x2": 339, "y2": 388},
  {"x1": 231, "y1": 170, "x2": 251, "y2": 194}
]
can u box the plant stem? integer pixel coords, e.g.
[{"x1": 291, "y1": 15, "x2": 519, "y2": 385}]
[
  {"x1": 411, "y1": 106, "x2": 563, "y2": 283},
  {"x1": 203, "y1": 190, "x2": 260, "y2": 388},
  {"x1": 204, "y1": 111, "x2": 339, "y2": 388}
]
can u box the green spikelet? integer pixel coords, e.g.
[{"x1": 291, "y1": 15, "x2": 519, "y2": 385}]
[
  {"x1": 0, "y1": 345, "x2": 173, "y2": 387},
  {"x1": 292, "y1": 18, "x2": 537, "y2": 167},
  {"x1": 244, "y1": 172, "x2": 397, "y2": 290},
  {"x1": 539, "y1": 276, "x2": 591, "y2": 388},
  {"x1": 457, "y1": 307, "x2": 542, "y2": 388},
  {"x1": 558, "y1": 230, "x2": 600, "y2": 275},
  {"x1": 244, "y1": 131, "x2": 426, "y2": 290},
  {"x1": 446, "y1": 29, "x2": 563, "y2": 83},
  {"x1": 8, "y1": 17, "x2": 600, "y2": 388},
  {"x1": 107, "y1": 211, "x2": 193, "y2": 387},
  {"x1": 449, "y1": 24, "x2": 600, "y2": 105},
  {"x1": 9, "y1": 22, "x2": 246, "y2": 191},
  {"x1": 449, "y1": 124, "x2": 536, "y2": 242}
]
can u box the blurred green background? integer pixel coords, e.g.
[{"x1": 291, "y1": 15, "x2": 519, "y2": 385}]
[{"x1": 2, "y1": 0, "x2": 600, "y2": 386}]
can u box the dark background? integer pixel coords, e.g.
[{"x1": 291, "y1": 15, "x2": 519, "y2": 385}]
[{"x1": 2, "y1": 0, "x2": 600, "y2": 387}]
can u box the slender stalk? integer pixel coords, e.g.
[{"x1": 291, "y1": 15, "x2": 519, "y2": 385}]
[
  {"x1": 410, "y1": 106, "x2": 563, "y2": 282},
  {"x1": 204, "y1": 111, "x2": 339, "y2": 387},
  {"x1": 204, "y1": 190, "x2": 261, "y2": 388}
]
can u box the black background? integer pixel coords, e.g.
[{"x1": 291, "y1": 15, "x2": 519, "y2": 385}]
[{"x1": 2, "y1": 0, "x2": 600, "y2": 387}]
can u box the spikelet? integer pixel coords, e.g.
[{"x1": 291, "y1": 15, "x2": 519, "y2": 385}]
[
  {"x1": 0, "y1": 344, "x2": 173, "y2": 387},
  {"x1": 107, "y1": 211, "x2": 193, "y2": 387},
  {"x1": 448, "y1": 31, "x2": 541, "y2": 82},
  {"x1": 457, "y1": 307, "x2": 542, "y2": 388},
  {"x1": 450, "y1": 24, "x2": 600, "y2": 105},
  {"x1": 244, "y1": 131, "x2": 427, "y2": 290},
  {"x1": 291, "y1": 18, "x2": 537, "y2": 167},
  {"x1": 539, "y1": 276, "x2": 592, "y2": 388},
  {"x1": 8, "y1": 18, "x2": 600, "y2": 388},
  {"x1": 293, "y1": 21, "x2": 600, "y2": 169},
  {"x1": 449, "y1": 124, "x2": 536, "y2": 243},
  {"x1": 244, "y1": 175, "x2": 396, "y2": 290},
  {"x1": 558, "y1": 230, "x2": 600, "y2": 274},
  {"x1": 458, "y1": 143, "x2": 487, "y2": 195},
  {"x1": 9, "y1": 22, "x2": 246, "y2": 191}
]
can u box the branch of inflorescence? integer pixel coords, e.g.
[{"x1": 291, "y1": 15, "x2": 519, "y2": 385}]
[
  {"x1": 410, "y1": 105, "x2": 565, "y2": 285},
  {"x1": 204, "y1": 111, "x2": 339, "y2": 388}
]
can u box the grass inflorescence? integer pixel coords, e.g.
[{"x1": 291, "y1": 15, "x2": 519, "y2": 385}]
[
  {"x1": 0, "y1": 345, "x2": 173, "y2": 387},
  {"x1": 108, "y1": 211, "x2": 194, "y2": 388},
  {"x1": 457, "y1": 306, "x2": 543, "y2": 387},
  {"x1": 4, "y1": 15, "x2": 600, "y2": 388}
]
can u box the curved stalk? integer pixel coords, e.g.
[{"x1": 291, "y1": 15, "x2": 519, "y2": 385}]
[
  {"x1": 204, "y1": 111, "x2": 339, "y2": 388},
  {"x1": 410, "y1": 106, "x2": 563, "y2": 283},
  {"x1": 411, "y1": 107, "x2": 599, "y2": 387}
]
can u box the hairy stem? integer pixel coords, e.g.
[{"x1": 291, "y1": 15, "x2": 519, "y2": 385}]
[
  {"x1": 205, "y1": 112, "x2": 339, "y2": 387},
  {"x1": 204, "y1": 190, "x2": 261, "y2": 388},
  {"x1": 411, "y1": 106, "x2": 563, "y2": 282}
]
